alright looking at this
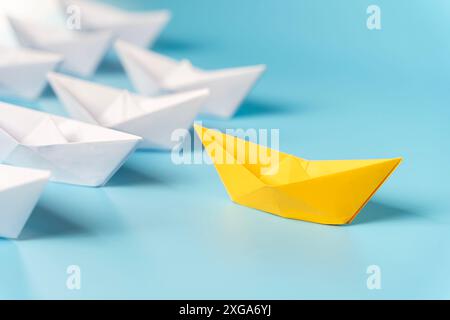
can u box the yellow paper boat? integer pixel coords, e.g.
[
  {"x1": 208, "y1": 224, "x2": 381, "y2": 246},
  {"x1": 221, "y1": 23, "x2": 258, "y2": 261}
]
[{"x1": 194, "y1": 125, "x2": 402, "y2": 225}]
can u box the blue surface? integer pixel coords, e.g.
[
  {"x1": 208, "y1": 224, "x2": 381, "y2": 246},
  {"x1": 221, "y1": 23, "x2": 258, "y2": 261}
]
[{"x1": 1, "y1": 0, "x2": 450, "y2": 299}]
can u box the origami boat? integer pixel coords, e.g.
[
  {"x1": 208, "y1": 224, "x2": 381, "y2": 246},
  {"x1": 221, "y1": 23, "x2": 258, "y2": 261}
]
[
  {"x1": 194, "y1": 125, "x2": 402, "y2": 225},
  {"x1": 60, "y1": 0, "x2": 171, "y2": 48},
  {"x1": 7, "y1": 16, "x2": 112, "y2": 77},
  {"x1": 115, "y1": 40, "x2": 266, "y2": 118},
  {"x1": 0, "y1": 102, "x2": 141, "y2": 187},
  {"x1": 48, "y1": 72, "x2": 209, "y2": 150},
  {"x1": 0, "y1": 46, "x2": 62, "y2": 100},
  {"x1": 0, "y1": 164, "x2": 50, "y2": 239}
]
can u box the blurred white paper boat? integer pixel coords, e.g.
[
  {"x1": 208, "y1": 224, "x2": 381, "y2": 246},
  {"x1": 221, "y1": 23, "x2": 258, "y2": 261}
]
[
  {"x1": 0, "y1": 47, "x2": 62, "y2": 100},
  {"x1": 60, "y1": 0, "x2": 171, "y2": 47},
  {"x1": 0, "y1": 164, "x2": 50, "y2": 239},
  {"x1": 7, "y1": 17, "x2": 112, "y2": 77},
  {"x1": 0, "y1": 102, "x2": 141, "y2": 187},
  {"x1": 48, "y1": 72, "x2": 209, "y2": 150},
  {"x1": 115, "y1": 40, "x2": 266, "y2": 118}
]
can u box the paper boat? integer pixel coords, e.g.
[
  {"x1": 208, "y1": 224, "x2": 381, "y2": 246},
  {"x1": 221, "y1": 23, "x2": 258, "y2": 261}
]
[
  {"x1": 0, "y1": 46, "x2": 62, "y2": 100},
  {"x1": 0, "y1": 102, "x2": 141, "y2": 187},
  {"x1": 115, "y1": 40, "x2": 266, "y2": 118},
  {"x1": 0, "y1": 164, "x2": 50, "y2": 239},
  {"x1": 194, "y1": 125, "x2": 402, "y2": 225},
  {"x1": 60, "y1": 0, "x2": 171, "y2": 48},
  {"x1": 47, "y1": 72, "x2": 209, "y2": 150},
  {"x1": 7, "y1": 16, "x2": 112, "y2": 77}
]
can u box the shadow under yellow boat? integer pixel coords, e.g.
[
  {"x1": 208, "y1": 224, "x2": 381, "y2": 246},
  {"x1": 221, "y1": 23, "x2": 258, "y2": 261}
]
[{"x1": 194, "y1": 125, "x2": 402, "y2": 225}]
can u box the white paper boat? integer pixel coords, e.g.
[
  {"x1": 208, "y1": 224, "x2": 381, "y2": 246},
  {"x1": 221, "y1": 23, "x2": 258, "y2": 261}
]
[
  {"x1": 47, "y1": 72, "x2": 209, "y2": 150},
  {"x1": 0, "y1": 46, "x2": 62, "y2": 100},
  {"x1": 115, "y1": 40, "x2": 266, "y2": 118},
  {"x1": 60, "y1": 0, "x2": 171, "y2": 48},
  {"x1": 7, "y1": 16, "x2": 112, "y2": 77},
  {"x1": 0, "y1": 102, "x2": 141, "y2": 187},
  {"x1": 0, "y1": 164, "x2": 50, "y2": 239}
]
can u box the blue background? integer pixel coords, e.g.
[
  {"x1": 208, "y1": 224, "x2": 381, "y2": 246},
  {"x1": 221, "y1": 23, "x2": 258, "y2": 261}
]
[{"x1": 1, "y1": 0, "x2": 450, "y2": 299}]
